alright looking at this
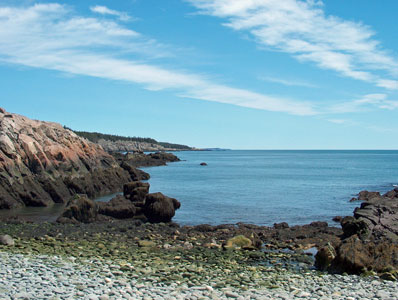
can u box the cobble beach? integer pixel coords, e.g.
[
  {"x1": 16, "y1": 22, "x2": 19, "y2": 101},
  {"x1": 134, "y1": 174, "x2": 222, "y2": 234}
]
[{"x1": 1, "y1": 251, "x2": 397, "y2": 300}]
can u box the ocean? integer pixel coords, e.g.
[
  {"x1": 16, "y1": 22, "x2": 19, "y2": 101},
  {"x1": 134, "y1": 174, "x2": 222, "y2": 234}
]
[
  {"x1": 2, "y1": 150, "x2": 397, "y2": 225},
  {"x1": 142, "y1": 150, "x2": 398, "y2": 226}
]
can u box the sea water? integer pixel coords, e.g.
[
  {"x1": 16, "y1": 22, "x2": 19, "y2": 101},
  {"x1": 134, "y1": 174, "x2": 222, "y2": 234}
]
[{"x1": 142, "y1": 150, "x2": 398, "y2": 226}]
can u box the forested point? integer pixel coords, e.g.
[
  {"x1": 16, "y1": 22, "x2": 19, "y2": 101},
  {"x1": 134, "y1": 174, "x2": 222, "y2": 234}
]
[{"x1": 65, "y1": 127, "x2": 192, "y2": 150}]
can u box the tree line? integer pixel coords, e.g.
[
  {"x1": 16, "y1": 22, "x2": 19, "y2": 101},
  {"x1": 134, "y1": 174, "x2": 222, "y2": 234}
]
[{"x1": 64, "y1": 127, "x2": 192, "y2": 150}]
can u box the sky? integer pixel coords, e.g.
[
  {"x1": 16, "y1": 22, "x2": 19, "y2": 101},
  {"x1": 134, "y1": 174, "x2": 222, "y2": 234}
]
[{"x1": 1, "y1": 0, "x2": 398, "y2": 149}]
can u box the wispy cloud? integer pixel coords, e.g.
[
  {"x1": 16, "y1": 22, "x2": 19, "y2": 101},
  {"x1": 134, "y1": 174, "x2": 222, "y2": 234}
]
[
  {"x1": 0, "y1": 3, "x2": 316, "y2": 116},
  {"x1": 327, "y1": 119, "x2": 348, "y2": 125},
  {"x1": 259, "y1": 75, "x2": 317, "y2": 88},
  {"x1": 90, "y1": 5, "x2": 131, "y2": 21},
  {"x1": 330, "y1": 93, "x2": 398, "y2": 113},
  {"x1": 187, "y1": 0, "x2": 398, "y2": 90}
]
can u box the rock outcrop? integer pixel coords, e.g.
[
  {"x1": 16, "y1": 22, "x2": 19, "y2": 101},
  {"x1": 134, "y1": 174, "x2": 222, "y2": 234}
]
[
  {"x1": 58, "y1": 181, "x2": 181, "y2": 224},
  {"x1": 316, "y1": 188, "x2": 398, "y2": 275},
  {"x1": 0, "y1": 108, "x2": 132, "y2": 209},
  {"x1": 113, "y1": 152, "x2": 180, "y2": 168}
]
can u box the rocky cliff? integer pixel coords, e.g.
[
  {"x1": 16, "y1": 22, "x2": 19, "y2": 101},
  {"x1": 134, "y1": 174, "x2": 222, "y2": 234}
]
[{"x1": 0, "y1": 108, "x2": 132, "y2": 209}]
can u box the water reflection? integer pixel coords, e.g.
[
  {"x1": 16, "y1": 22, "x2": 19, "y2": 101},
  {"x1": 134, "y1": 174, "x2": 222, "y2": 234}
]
[{"x1": 0, "y1": 192, "x2": 121, "y2": 223}]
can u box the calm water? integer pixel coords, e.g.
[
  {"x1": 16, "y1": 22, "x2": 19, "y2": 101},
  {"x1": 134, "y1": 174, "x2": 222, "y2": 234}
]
[
  {"x1": 142, "y1": 150, "x2": 398, "y2": 226},
  {"x1": 2, "y1": 150, "x2": 397, "y2": 226}
]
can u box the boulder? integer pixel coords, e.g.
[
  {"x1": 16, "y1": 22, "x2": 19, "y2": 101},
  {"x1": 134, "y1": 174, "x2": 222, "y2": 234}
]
[
  {"x1": 224, "y1": 235, "x2": 253, "y2": 250},
  {"x1": 357, "y1": 190, "x2": 381, "y2": 201},
  {"x1": 57, "y1": 195, "x2": 98, "y2": 223},
  {"x1": 138, "y1": 240, "x2": 156, "y2": 248},
  {"x1": 144, "y1": 192, "x2": 180, "y2": 223},
  {"x1": 123, "y1": 181, "x2": 150, "y2": 204},
  {"x1": 273, "y1": 222, "x2": 289, "y2": 229},
  {"x1": 200, "y1": 162, "x2": 207, "y2": 166},
  {"x1": 314, "y1": 243, "x2": 336, "y2": 271},
  {"x1": 332, "y1": 216, "x2": 343, "y2": 223},
  {"x1": 98, "y1": 195, "x2": 136, "y2": 219},
  {"x1": 0, "y1": 234, "x2": 14, "y2": 246},
  {"x1": 384, "y1": 188, "x2": 398, "y2": 199},
  {"x1": 332, "y1": 235, "x2": 398, "y2": 273}
]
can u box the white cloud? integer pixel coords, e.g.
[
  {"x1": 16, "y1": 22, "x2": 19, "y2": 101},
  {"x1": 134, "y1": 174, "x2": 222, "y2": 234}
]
[
  {"x1": 90, "y1": 5, "x2": 131, "y2": 21},
  {"x1": 377, "y1": 79, "x2": 398, "y2": 91},
  {"x1": 0, "y1": 3, "x2": 316, "y2": 116},
  {"x1": 259, "y1": 75, "x2": 317, "y2": 88},
  {"x1": 330, "y1": 93, "x2": 398, "y2": 113},
  {"x1": 327, "y1": 119, "x2": 347, "y2": 124},
  {"x1": 188, "y1": 0, "x2": 398, "y2": 90}
]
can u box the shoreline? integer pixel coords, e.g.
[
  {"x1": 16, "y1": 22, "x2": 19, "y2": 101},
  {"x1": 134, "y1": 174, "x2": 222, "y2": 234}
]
[{"x1": 1, "y1": 220, "x2": 397, "y2": 299}]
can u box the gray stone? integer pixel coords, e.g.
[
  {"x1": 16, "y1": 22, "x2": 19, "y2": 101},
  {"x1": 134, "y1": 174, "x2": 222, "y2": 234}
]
[{"x1": 0, "y1": 235, "x2": 14, "y2": 246}]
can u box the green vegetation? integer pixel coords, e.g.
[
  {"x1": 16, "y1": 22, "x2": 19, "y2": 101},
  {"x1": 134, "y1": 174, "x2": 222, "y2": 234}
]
[{"x1": 64, "y1": 127, "x2": 192, "y2": 150}]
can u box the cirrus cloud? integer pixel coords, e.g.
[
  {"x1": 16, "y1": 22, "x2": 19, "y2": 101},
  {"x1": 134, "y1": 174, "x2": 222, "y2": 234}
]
[
  {"x1": 187, "y1": 0, "x2": 398, "y2": 90},
  {"x1": 0, "y1": 3, "x2": 317, "y2": 116}
]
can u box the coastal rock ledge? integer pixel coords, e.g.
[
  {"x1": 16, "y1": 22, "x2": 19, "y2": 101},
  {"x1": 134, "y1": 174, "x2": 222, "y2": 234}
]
[
  {"x1": 316, "y1": 188, "x2": 398, "y2": 276},
  {"x1": 0, "y1": 108, "x2": 132, "y2": 209}
]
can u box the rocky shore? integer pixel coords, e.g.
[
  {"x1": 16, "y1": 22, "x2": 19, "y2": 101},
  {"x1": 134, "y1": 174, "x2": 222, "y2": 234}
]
[
  {"x1": 1, "y1": 218, "x2": 397, "y2": 299},
  {"x1": 1, "y1": 182, "x2": 398, "y2": 299},
  {"x1": 1, "y1": 108, "x2": 398, "y2": 299},
  {"x1": 0, "y1": 108, "x2": 181, "y2": 210}
]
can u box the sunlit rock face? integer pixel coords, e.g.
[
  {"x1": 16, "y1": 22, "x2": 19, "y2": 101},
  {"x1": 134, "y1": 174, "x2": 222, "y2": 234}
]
[{"x1": 0, "y1": 108, "x2": 131, "y2": 209}]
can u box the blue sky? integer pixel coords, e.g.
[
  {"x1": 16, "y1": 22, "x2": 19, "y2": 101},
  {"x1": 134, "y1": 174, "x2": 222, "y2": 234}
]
[{"x1": 1, "y1": 0, "x2": 398, "y2": 149}]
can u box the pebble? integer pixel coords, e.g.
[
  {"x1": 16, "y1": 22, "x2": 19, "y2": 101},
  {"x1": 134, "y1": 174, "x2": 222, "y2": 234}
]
[{"x1": 0, "y1": 252, "x2": 397, "y2": 300}]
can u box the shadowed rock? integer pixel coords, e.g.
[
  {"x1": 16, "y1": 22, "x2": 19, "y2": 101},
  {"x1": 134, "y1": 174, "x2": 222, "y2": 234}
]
[
  {"x1": 57, "y1": 195, "x2": 98, "y2": 224},
  {"x1": 98, "y1": 195, "x2": 136, "y2": 219},
  {"x1": 316, "y1": 188, "x2": 398, "y2": 275},
  {"x1": 123, "y1": 181, "x2": 150, "y2": 204},
  {"x1": 144, "y1": 192, "x2": 181, "y2": 223}
]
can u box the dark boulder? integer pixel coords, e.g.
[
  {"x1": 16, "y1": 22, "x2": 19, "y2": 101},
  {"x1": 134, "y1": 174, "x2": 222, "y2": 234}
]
[
  {"x1": 149, "y1": 152, "x2": 180, "y2": 163},
  {"x1": 315, "y1": 243, "x2": 336, "y2": 271},
  {"x1": 144, "y1": 192, "x2": 181, "y2": 223},
  {"x1": 333, "y1": 235, "x2": 398, "y2": 273},
  {"x1": 57, "y1": 195, "x2": 98, "y2": 223},
  {"x1": 383, "y1": 188, "x2": 398, "y2": 199},
  {"x1": 98, "y1": 195, "x2": 136, "y2": 219},
  {"x1": 200, "y1": 162, "x2": 207, "y2": 166},
  {"x1": 123, "y1": 181, "x2": 150, "y2": 204},
  {"x1": 332, "y1": 216, "x2": 343, "y2": 223},
  {"x1": 274, "y1": 222, "x2": 289, "y2": 229},
  {"x1": 310, "y1": 221, "x2": 328, "y2": 228},
  {"x1": 357, "y1": 190, "x2": 381, "y2": 201}
]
